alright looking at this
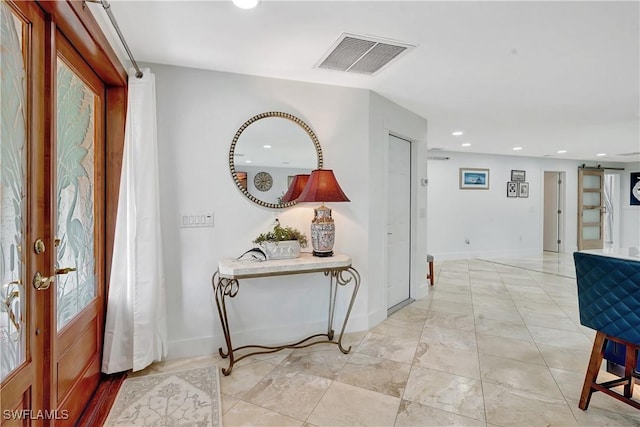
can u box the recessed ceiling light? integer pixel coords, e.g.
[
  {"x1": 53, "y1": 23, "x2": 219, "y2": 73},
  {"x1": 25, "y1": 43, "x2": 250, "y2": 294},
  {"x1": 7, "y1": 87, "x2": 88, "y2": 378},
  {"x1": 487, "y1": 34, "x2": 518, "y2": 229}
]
[
  {"x1": 263, "y1": 145, "x2": 272, "y2": 149},
  {"x1": 452, "y1": 131, "x2": 464, "y2": 136},
  {"x1": 461, "y1": 143, "x2": 471, "y2": 147},
  {"x1": 233, "y1": 0, "x2": 259, "y2": 9},
  {"x1": 596, "y1": 153, "x2": 607, "y2": 157},
  {"x1": 513, "y1": 147, "x2": 523, "y2": 151},
  {"x1": 557, "y1": 150, "x2": 567, "y2": 154},
  {"x1": 245, "y1": 160, "x2": 252, "y2": 163}
]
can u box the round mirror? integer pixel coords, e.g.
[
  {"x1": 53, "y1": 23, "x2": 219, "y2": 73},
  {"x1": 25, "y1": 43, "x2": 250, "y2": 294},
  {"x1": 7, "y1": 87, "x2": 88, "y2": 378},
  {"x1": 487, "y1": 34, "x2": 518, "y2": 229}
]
[{"x1": 229, "y1": 112, "x2": 323, "y2": 208}]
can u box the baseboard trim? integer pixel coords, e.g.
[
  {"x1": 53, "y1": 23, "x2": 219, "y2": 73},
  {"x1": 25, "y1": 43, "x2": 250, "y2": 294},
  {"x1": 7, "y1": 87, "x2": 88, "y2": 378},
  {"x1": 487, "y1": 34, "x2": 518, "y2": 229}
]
[{"x1": 166, "y1": 313, "x2": 370, "y2": 361}]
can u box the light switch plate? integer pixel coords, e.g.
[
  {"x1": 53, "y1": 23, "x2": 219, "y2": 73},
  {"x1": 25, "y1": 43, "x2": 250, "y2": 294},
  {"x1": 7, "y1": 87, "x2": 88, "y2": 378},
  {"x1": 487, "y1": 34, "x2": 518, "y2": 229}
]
[{"x1": 180, "y1": 213, "x2": 214, "y2": 228}]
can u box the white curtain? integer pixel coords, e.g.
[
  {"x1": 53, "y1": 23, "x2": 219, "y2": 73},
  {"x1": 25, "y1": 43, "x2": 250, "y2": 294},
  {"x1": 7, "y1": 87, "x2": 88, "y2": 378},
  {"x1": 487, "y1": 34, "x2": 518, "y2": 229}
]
[{"x1": 102, "y1": 68, "x2": 167, "y2": 374}]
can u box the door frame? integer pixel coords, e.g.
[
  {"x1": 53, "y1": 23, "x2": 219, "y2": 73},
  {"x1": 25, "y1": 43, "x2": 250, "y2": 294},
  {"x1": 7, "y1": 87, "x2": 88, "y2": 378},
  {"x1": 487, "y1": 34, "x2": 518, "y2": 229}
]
[
  {"x1": 603, "y1": 172, "x2": 621, "y2": 248},
  {"x1": 543, "y1": 171, "x2": 566, "y2": 253},
  {"x1": 383, "y1": 131, "x2": 417, "y2": 314},
  {"x1": 577, "y1": 168, "x2": 605, "y2": 251}
]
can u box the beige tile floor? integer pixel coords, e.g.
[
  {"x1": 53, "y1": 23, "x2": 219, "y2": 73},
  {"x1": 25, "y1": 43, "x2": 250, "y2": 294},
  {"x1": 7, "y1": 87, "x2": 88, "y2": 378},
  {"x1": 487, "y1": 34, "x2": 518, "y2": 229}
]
[{"x1": 140, "y1": 254, "x2": 640, "y2": 426}]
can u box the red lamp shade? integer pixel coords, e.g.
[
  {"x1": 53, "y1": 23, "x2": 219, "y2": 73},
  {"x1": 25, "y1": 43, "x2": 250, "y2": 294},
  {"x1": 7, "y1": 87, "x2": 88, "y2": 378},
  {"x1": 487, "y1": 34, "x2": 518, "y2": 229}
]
[
  {"x1": 281, "y1": 174, "x2": 309, "y2": 203},
  {"x1": 296, "y1": 169, "x2": 350, "y2": 203}
]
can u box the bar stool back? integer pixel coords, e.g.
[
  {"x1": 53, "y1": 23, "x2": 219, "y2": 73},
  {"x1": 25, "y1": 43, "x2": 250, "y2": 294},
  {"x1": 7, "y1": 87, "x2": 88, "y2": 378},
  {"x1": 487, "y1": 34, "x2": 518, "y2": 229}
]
[{"x1": 573, "y1": 252, "x2": 640, "y2": 411}]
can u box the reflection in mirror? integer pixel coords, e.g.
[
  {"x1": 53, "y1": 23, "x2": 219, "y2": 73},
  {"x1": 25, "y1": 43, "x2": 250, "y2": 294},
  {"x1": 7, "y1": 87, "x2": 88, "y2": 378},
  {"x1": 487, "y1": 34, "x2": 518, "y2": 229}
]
[{"x1": 230, "y1": 112, "x2": 323, "y2": 208}]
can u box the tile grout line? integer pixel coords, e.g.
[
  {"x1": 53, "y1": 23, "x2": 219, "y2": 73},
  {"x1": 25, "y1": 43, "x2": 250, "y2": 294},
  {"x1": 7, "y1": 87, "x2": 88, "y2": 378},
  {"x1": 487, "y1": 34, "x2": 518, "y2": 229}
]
[
  {"x1": 468, "y1": 260, "x2": 492, "y2": 426},
  {"x1": 496, "y1": 263, "x2": 582, "y2": 425}
]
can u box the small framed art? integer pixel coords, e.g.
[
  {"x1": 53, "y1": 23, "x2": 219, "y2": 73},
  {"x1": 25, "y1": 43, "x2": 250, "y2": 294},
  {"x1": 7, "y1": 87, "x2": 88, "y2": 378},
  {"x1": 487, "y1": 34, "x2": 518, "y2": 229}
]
[
  {"x1": 518, "y1": 182, "x2": 529, "y2": 198},
  {"x1": 459, "y1": 168, "x2": 490, "y2": 190},
  {"x1": 511, "y1": 170, "x2": 526, "y2": 181},
  {"x1": 631, "y1": 172, "x2": 640, "y2": 205},
  {"x1": 507, "y1": 181, "x2": 518, "y2": 197}
]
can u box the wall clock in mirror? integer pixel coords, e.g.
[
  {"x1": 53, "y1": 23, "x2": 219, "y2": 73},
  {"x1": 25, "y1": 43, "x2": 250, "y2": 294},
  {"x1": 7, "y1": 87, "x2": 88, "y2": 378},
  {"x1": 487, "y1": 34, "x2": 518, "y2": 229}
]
[
  {"x1": 229, "y1": 111, "x2": 323, "y2": 208},
  {"x1": 253, "y1": 171, "x2": 273, "y2": 191}
]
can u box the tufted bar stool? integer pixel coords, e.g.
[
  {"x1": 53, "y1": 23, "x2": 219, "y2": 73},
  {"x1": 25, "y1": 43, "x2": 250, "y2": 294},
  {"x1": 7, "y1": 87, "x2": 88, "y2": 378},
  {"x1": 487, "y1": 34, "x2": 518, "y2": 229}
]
[
  {"x1": 573, "y1": 252, "x2": 640, "y2": 411},
  {"x1": 426, "y1": 254, "x2": 434, "y2": 286}
]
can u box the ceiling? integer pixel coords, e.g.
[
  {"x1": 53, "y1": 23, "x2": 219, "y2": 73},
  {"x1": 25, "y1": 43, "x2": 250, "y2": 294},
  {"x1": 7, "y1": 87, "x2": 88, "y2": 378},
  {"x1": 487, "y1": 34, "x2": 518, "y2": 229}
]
[{"x1": 91, "y1": 0, "x2": 640, "y2": 163}]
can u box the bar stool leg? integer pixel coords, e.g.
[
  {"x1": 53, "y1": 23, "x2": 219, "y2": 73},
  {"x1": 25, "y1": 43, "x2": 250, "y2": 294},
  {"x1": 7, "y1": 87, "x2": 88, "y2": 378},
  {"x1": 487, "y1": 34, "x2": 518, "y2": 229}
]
[
  {"x1": 579, "y1": 331, "x2": 607, "y2": 410},
  {"x1": 624, "y1": 345, "x2": 638, "y2": 398}
]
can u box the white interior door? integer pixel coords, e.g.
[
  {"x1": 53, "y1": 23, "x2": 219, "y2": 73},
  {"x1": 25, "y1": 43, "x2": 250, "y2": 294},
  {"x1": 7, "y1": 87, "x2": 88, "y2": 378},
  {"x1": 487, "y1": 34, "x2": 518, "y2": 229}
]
[
  {"x1": 387, "y1": 134, "x2": 412, "y2": 310},
  {"x1": 543, "y1": 172, "x2": 560, "y2": 252}
]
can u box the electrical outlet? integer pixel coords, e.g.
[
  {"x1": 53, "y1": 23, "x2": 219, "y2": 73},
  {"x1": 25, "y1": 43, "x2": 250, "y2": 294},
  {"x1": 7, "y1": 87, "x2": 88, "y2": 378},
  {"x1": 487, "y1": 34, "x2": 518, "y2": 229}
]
[{"x1": 180, "y1": 213, "x2": 214, "y2": 228}]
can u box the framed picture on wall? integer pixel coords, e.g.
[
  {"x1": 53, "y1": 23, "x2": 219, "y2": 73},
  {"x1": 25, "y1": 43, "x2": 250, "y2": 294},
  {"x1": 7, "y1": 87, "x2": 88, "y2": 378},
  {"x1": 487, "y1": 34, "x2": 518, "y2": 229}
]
[
  {"x1": 459, "y1": 168, "x2": 490, "y2": 190},
  {"x1": 507, "y1": 181, "x2": 518, "y2": 197},
  {"x1": 631, "y1": 172, "x2": 640, "y2": 205},
  {"x1": 511, "y1": 170, "x2": 526, "y2": 181},
  {"x1": 518, "y1": 182, "x2": 529, "y2": 198}
]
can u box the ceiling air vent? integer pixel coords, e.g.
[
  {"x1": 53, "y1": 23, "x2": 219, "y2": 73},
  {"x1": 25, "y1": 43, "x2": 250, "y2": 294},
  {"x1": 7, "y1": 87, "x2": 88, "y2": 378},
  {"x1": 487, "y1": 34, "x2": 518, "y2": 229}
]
[{"x1": 317, "y1": 33, "x2": 415, "y2": 75}]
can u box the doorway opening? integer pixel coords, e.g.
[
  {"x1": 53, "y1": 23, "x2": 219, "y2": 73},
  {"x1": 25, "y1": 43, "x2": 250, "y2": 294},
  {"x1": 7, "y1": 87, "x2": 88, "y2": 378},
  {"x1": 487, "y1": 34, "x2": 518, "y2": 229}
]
[
  {"x1": 603, "y1": 172, "x2": 621, "y2": 249},
  {"x1": 386, "y1": 134, "x2": 413, "y2": 314}
]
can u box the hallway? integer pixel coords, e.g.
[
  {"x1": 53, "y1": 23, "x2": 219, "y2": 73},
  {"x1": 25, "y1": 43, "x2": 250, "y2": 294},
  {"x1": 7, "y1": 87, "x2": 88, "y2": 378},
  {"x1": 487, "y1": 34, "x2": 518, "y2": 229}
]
[{"x1": 135, "y1": 255, "x2": 640, "y2": 426}]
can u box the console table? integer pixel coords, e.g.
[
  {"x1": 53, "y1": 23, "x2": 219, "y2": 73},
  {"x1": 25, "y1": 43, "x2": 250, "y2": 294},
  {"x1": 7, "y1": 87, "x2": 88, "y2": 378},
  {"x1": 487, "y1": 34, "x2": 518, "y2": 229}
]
[{"x1": 212, "y1": 253, "x2": 360, "y2": 375}]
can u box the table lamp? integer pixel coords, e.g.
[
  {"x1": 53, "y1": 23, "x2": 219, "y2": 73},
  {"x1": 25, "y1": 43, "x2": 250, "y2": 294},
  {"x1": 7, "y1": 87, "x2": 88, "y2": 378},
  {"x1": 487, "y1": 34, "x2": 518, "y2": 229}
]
[
  {"x1": 296, "y1": 169, "x2": 350, "y2": 257},
  {"x1": 281, "y1": 174, "x2": 310, "y2": 203}
]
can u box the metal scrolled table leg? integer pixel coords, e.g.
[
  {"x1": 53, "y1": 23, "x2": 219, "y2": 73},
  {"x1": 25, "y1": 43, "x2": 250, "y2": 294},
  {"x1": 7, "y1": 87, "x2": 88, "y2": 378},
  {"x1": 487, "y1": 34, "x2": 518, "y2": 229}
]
[
  {"x1": 327, "y1": 266, "x2": 361, "y2": 354},
  {"x1": 212, "y1": 270, "x2": 240, "y2": 375}
]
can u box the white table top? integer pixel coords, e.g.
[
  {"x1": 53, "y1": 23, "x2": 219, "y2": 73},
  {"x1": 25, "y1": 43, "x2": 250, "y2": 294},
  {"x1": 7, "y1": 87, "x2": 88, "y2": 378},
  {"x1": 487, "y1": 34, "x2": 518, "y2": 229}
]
[
  {"x1": 218, "y1": 252, "x2": 352, "y2": 278},
  {"x1": 581, "y1": 247, "x2": 640, "y2": 262}
]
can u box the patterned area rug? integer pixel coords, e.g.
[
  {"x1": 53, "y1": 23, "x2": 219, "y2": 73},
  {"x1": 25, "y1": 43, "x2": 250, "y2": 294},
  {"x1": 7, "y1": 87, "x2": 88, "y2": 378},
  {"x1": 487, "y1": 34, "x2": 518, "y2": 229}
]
[{"x1": 105, "y1": 366, "x2": 222, "y2": 426}]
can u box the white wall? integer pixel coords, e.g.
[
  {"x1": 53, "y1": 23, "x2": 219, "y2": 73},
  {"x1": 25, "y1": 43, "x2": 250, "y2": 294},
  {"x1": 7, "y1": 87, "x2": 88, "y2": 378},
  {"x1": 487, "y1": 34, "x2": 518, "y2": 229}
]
[
  {"x1": 148, "y1": 63, "x2": 427, "y2": 360},
  {"x1": 368, "y1": 93, "x2": 429, "y2": 325},
  {"x1": 427, "y1": 151, "x2": 632, "y2": 259}
]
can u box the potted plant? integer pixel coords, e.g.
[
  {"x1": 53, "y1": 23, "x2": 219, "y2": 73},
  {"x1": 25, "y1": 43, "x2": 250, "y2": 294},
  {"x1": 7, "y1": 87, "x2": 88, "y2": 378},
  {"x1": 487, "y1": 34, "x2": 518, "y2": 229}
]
[{"x1": 253, "y1": 220, "x2": 308, "y2": 260}]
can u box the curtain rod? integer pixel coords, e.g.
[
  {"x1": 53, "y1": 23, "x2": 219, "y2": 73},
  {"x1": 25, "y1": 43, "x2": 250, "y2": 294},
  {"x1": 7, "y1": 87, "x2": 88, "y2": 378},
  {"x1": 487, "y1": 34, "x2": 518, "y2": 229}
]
[{"x1": 85, "y1": 0, "x2": 143, "y2": 78}]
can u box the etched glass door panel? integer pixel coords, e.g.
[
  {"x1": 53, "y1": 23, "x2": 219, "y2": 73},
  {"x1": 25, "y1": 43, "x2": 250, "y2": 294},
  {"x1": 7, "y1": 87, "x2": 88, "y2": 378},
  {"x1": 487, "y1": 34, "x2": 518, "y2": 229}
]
[
  {"x1": 0, "y1": 3, "x2": 27, "y2": 381},
  {"x1": 56, "y1": 58, "x2": 97, "y2": 330}
]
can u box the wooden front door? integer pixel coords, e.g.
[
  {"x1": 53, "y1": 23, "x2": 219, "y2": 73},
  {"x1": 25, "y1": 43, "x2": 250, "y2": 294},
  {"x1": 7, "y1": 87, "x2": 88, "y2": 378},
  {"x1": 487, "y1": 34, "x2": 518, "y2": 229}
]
[
  {"x1": 1, "y1": 1, "x2": 119, "y2": 425},
  {"x1": 49, "y1": 30, "x2": 106, "y2": 425}
]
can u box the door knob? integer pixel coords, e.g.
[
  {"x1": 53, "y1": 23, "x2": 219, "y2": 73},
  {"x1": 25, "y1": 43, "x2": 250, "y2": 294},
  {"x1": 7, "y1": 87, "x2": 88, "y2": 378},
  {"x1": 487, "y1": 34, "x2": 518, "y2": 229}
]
[
  {"x1": 56, "y1": 267, "x2": 77, "y2": 275},
  {"x1": 33, "y1": 271, "x2": 54, "y2": 291}
]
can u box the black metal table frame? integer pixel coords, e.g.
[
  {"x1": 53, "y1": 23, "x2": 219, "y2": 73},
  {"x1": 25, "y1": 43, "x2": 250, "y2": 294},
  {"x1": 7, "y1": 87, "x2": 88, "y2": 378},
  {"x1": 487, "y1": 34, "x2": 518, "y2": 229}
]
[{"x1": 212, "y1": 266, "x2": 360, "y2": 375}]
